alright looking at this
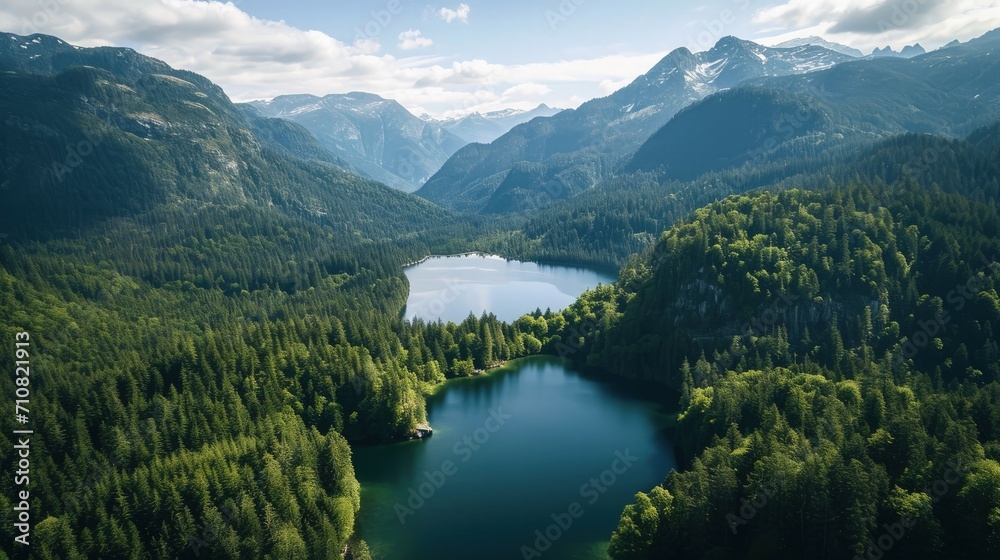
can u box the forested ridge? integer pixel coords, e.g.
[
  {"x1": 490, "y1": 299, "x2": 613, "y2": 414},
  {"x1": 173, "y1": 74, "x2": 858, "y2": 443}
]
[
  {"x1": 484, "y1": 124, "x2": 1000, "y2": 270},
  {"x1": 0, "y1": 203, "x2": 539, "y2": 559},
  {"x1": 528, "y1": 176, "x2": 1000, "y2": 558}
]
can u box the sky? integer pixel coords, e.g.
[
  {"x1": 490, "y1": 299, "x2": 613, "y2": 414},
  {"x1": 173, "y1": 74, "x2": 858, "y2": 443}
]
[{"x1": 0, "y1": 0, "x2": 998, "y2": 118}]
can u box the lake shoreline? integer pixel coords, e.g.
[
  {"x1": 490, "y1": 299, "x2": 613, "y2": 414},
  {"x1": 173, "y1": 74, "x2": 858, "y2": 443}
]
[
  {"x1": 351, "y1": 354, "x2": 679, "y2": 560},
  {"x1": 403, "y1": 251, "x2": 620, "y2": 277},
  {"x1": 401, "y1": 253, "x2": 617, "y2": 324},
  {"x1": 353, "y1": 358, "x2": 539, "y2": 447},
  {"x1": 402, "y1": 251, "x2": 495, "y2": 268},
  {"x1": 424, "y1": 356, "x2": 537, "y2": 397}
]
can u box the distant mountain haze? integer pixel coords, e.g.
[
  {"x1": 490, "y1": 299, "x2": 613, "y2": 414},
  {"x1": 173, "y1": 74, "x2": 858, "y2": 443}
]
[
  {"x1": 247, "y1": 93, "x2": 467, "y2": 192},
  {"x1": 3, "y1": 27, "x2": 988, "y2": 227},
  {"x1": 871, "y1": 43, "x2": 927, "y2": 57},
  {"x1": 774, "y1": 36, "x2": 864, "y2": 58},
  {"x1": 428, "y1": 104, "x2": 564, "y2": 144},
  {"x1": 0, "y1": 31, "x2": 450, "y2": 240}
]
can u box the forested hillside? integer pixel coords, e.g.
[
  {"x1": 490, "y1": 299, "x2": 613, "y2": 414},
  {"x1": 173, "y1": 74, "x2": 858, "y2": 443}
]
[
  {"x1": 0, "y1": 207, "x2": 539, "y2": 559},
  {"x1": 527, "y1": 177, "x2": 1000, "y2": 558},
  {"x1": 627, "y1": 88, "x2": 829, "y2": 180},
  {"x1": 0, "y1": 34, "x2": 540, "y2": 559},
  {"x1": 484, "y1": 123, "x2": 1000, "y2": 270}
]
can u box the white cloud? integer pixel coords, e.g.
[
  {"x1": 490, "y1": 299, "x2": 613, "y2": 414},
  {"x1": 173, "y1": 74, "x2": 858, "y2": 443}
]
[
  {"x1": 438, "y1": 3, "x2": 470, "y2": 24},
  {"x1": 352, "y1": 38, "x2": 382, "y2": 54},
  {"x1": 754, "y1": 0, "x2": 1000, "y2": 52},
  {"x1": 598, "y1": 77, "x2": 631, "y2": 95},
  {"x1": 755, "y1": 0, "x2": 873, "y2": 31},
  {"x1": 0, "y1": 0, "x2": 661, "y2": 117},
  {"x1": 503, "y1": 83, "x2": 553, "y2": 97},
  {"x1": 398, "y1": 29, "x2": 432, "y2": 50}
]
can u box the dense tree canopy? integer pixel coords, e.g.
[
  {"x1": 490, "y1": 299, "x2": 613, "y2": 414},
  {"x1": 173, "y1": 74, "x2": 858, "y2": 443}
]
[{"x1": 527, "y1": 179, "x2": 1000, "y2": 559}]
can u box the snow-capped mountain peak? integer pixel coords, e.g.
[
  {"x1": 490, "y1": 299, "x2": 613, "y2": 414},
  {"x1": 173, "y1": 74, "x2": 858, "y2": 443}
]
[
  {"x1": 434, "y1": 104, "x2": 563, "y2": 144},
  {"x1": 774, "y1": 36, "x2": 864, "y2": 58}
]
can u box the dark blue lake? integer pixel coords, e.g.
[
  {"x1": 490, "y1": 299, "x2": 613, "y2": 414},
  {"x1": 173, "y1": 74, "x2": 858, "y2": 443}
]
[{"x1": 353, "y1": 355, "x2": 677, "y2": 559}]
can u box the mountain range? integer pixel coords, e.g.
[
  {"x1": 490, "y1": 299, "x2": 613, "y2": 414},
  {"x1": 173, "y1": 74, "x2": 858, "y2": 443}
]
[
  {"x1": 414, "y1": 37, "x2": 854, "y2": 214},
  {"x1": 0, "y1": 31, "x2": 449, "y2": 240},
  {"x1": 626, "y1": 33, "x2": 1000, "y2": 180},
  {"x1": 772, "y1": 36, "x2": 929, "y2": 58},
  {"x1": 428, "y1": 104, "x2": 563, "y2": 144},
  {"x1": 244, "y1": 97, "x2": 560, "y2": 192},
  {"x1": 872, "y1": 43, "x2": 927, "y2": 57},
  {"x1": 417, "y1": 32, "x2": 1000, "y2": 215},
  {"x1": 774, "y1": 36, "x2": 864, "y2": 57},
  {"x1": 247, "y1": 93, "x2": 467, "y2": 193},
  {"x1": 6, "y1": 29, "x2": 993, "y2": 224}
]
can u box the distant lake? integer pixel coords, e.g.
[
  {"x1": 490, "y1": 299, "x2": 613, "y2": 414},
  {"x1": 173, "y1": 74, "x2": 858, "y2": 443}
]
[
  {"x1": 403, "y1": 254, "x2": 615, "y2": 324},
  {"x1": 353, "y1": 356, "x2": 677, "y2": 560}
]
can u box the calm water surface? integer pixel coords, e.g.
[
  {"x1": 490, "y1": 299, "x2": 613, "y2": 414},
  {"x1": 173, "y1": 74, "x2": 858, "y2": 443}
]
[
  {"x1": 403, "y1": 254, "x2": 615, "y2": 323},
  {"x1": 353, "y1": 356, "x2": 677, "y2": 560}
]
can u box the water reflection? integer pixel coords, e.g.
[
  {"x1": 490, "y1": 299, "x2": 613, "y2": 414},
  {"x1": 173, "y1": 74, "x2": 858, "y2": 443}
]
[{"x1": 403, "y1": 254, "x2": 616, "y2": 323}]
